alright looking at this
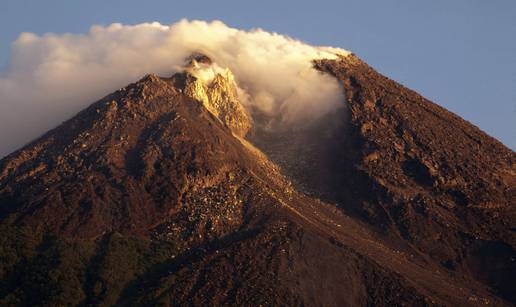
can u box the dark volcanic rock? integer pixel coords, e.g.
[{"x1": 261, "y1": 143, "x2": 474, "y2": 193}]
[
  {"x1": 0, "y1": 56, "x2": 514, "y2": 306},
  {"x1": 314, "y1": 55, "x2": 516, "y2": 303}
]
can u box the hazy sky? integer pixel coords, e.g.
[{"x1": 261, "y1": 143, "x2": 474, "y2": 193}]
[{"x1": 1, "y1": 0, "x2": 515, "y2": 149}]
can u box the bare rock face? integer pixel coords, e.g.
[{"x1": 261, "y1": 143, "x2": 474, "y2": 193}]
[
  {"x1": 0, "y1": 54, "x2": 514, "y2": 306},
  {"x1": 206, "y1": 71, "x2": 252, "y2": 137},
  {"x1": 170, "y1": 55, "x2": 251, "y2": 137}
]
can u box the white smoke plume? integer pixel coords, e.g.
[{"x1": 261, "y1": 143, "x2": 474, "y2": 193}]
[{"x1": 0, "y1": 19, "x2": 350, "y2": 157}]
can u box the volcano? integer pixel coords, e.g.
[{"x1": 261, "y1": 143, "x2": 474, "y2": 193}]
[{"x1": 0, "y1": 53, "x2": 514, "y2": 307}]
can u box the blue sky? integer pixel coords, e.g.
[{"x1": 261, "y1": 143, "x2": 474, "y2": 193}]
[{"x1": 1, "y1": 0, "x2": 515, "y2": 149}]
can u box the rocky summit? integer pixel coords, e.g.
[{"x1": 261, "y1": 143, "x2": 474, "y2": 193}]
[{"x1": 0, "y1": 53, "x2": 514, "y2": 307}]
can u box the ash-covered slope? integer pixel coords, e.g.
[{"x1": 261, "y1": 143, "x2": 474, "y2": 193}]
[
  {"x1": 313, "y1": 55, "x2": 516, "y2": 302},
  {"x1": 0, "y1": 55, "x2": 514, "y2": 306}
]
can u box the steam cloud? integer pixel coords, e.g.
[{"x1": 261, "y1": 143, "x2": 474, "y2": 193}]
[{"x1": 0, "y1": 19, "x2": 349, "y2": 157}]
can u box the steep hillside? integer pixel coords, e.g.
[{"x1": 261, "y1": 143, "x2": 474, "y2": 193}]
[
  {"x1": 0, "y1": 55, "x2": 514, "y2": 306},
  {"x1": 313, "y1": 55, "x2": 516, "y2": 302}
]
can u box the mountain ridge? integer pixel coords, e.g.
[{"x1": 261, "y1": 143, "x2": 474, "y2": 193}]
[{"x1": 0, "y1": 54, "x2": 514, "y2": 306}]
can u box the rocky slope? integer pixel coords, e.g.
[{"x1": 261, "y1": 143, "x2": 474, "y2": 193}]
[
  {"x1": 0, "y1": 54, "x2": 514, "y2": 306},
  {"x1": 314, "y1": 55, "x2": 516, "y2": 302}
]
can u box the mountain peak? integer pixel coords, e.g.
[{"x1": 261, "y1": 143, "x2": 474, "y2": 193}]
[
  {"x1": 185, "y1": 52, "x2": 213, "y2": 67},
  {"x1": 168, "y1": 55, "x2": 251, "y2": 136}
]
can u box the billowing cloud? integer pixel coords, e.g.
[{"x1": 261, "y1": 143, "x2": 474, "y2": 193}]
[{"x1": 0, "y1": 19, "x2": 349, "y2": 157}]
